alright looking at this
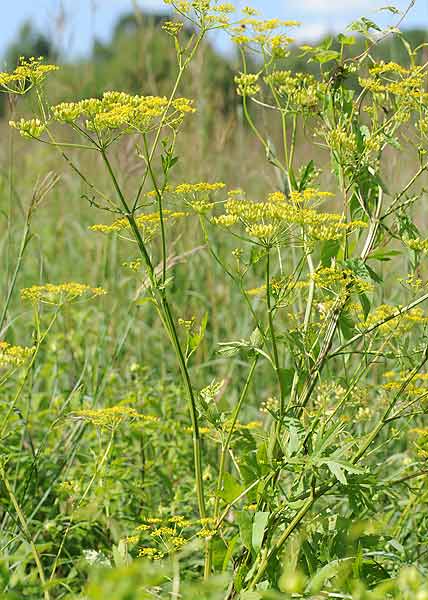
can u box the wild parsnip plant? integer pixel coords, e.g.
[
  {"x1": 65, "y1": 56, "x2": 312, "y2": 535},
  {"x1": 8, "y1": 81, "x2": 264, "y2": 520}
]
[{"x1": 2, "y1": 1, "x2": 428, "y2": 598}]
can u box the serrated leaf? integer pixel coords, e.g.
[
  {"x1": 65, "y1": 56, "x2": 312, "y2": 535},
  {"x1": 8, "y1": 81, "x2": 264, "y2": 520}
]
[{"x1": 326, "y1": 461, "x2": 347, "y2": 484}]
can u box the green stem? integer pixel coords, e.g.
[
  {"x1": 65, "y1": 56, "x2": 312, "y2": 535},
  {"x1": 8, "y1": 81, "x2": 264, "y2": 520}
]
[
  {"x1": 50, "y1": 428, "x2": 115, "y2": 582},
  {"x1": 206, "y1": 357, "x2": 258, "y2": 576},
  {"x1": 213, "y1": 357, "x2": 258, "y2": 521},
  {"x1": 249, "y1": 493, "x2": 315, "y2": 590},
  {"x1": 1, "y1": 469, "x2": 50, "y2": 600},
  {"x1": 142, "y1": 134, "x2": 167, "y2": 284},
  {"x1": 0, "y1": 218, "x2": 30, "y2": 334},
  {"x1": 101, "y1": 148, "x2": 206, "y2": 528},
  {"x1": 266, "y1": 250, "x2": 284, "y2": 409},
  {"x1": 0, "y1": 310, "x2": 59, "y2": 440}
]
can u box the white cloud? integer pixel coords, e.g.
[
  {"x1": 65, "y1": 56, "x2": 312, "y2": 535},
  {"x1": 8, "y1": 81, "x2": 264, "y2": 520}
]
[
  {"x1": 298, "y1": 0, "x2": 378, "y2": 14},
  {"x1": 293, "y1": 23, "x2": 330, "y2": 41}
]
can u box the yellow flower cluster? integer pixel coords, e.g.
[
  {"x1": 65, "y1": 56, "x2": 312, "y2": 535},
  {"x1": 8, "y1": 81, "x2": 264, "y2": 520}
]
[
  {"x1": 382, "y1": 372, "x2": 428, "y2": 399},
  {"x1": 247, "y1": 277, "x2": 309, "y2": 297},
  {"x1": 162, "y1": 0, "x2": 237, "y2": 29},
  {"x1": 231, "y1": 16, "x2": 299, "y2": 54},
  {"x1": 325, "y1": 123, "x2": 358, "y2": 161},
  {"x1": 362, "y1": 304, "x2": 428, "y2": 335},
  {"x1": 406, "y1": 238, "x2": 428, "y2": 254},
  {"x1": 399, "y1": 274, "x2": 427, "y2": 291},
  {"x1": 71, "y1": 406, "x2": 158, "y2": 430},
  {"x1": 213, "y1": 3, "x2": 235, "y2": 13},
  {"x1": 173, "y1": 182, "x2": 226, "y2": 195},
  {"x1": 317, "y1": 300, "x2": 360, "y2": 322},
  {"x1": 90, "y1": 210, "x2": 187, "y2": 237},
  {"x1": 9, "y1": 118, "x2": 46, "y2": 139},
  {"x1": 135, "y1": 513, "x2": 206, "y2": 560},
  {"x1": 0, "y1": 341, "x2": 34, "y2": 369},
  {"x1": 161, "y1": 20, "x2": 184, "y2": 36},
  {"x1": 265, "y1": 71, "x2": 327, "y2": 112},
  {"x1": 412, "y1": 428, "x2": 428, "y2": 457},
  {"x1": 312, "y1": 266, "x2": 372, "y2": 294},
  {"x1": 138, "y1": 547, "x2": 164, "y2": 560},
  {"x1": 197, "y1": 527, "x2": 216, "y2": 538},
  {"x1": 21, "y1": 282, "x2": 106, "y2": 304},
  {"x1": 51, "y1": 92, "x2": 195, "y2": 135},
  {"x1": 360, "y1": 62, "x2": 425, "y2": 101},
  {"x1": 0, "y1": 57, "x2": 59, "y2": 94},
  {"x1": 235, "y1": 73, "x2": 261, "y2": 97},
  {"x1": 212, "y1": 189, "x2": 366, "y2": 245}
]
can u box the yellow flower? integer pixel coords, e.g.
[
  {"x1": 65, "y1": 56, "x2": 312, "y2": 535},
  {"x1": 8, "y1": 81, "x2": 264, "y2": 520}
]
[
  {"x1": 0, "y1": 341, "x2": 34, "y2": 369},
  {"x1": 406, "y1": 238, "x2": 428, "y2": 254},
  {"x1": 90, "y1": 210, "x2": 187, "y2": 237},
  {"x1": 138, "y1": 547, "x2": 163, "y2": 560},
  {"x1": 211, "y1": 214, "x2": 238, "y2": 227},
  {"x1": 362, "y1": 304, "x2": 428, "y2": 335},
  {"x1": 235, "y1": 73, "x2": 260, "y2": 96},
  {"x1": 9, "y1": 118, "x2": 46, "y2": 139},
  {"x1": 162, "y1": 20, "x2": 184, "y2": 36},
  {"x1": 246, "y1": 223, "x2": 276, "y2": 241},
  {"x1": 51, "y1": 92, "x2": 195, "y2": 136},
  {"x1": 174, "y1": 182, "x2": 225, "y2": 195},
  {"x1": 265, "y1": 71, "x2": 327, "y2": 112},
  {"x1": 0, "y1": 57, "x2": 59, "y2": 94},
  {"x1": 21, "y1": 282, "x2": 106, "y2": 304},
  {"x1": 70, "y1": 406, "x2": 158, "y2": 430},
  {"x1": 197, "y1": 527, "x2": 216, "y2": 538}
]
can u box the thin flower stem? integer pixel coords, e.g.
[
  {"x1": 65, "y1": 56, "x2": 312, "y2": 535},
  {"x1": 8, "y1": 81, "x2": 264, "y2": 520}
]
[
  {"x1": 266, "y1": 249, "x2": 284, "y2": 408},
  {"x1": 142, "y1": 134, "x2": 167, "y2": 284},
  {"x1": 330, "y1": 290, "x2": 428, "y2": 358},
  {"x1": 49, "y1": 428, "x2": 115, "y2": 581},
  {"x1": 213, "y1": 356, "x2": 258, "y2": 521},
  {"x1": 100, "y1": 148, "x2": 206, "y2": 529},
  {"x1": 0, "y1": 216, "x2": 30, "y2": 335},
  {"x1": 0, "y1": 309, "x2": 59, "y2": 440}
]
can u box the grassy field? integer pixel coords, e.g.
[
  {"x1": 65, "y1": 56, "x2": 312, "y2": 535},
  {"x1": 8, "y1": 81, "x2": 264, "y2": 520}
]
[{"x1": 1, "y1": 2, "x2": 428, "y2": 599}]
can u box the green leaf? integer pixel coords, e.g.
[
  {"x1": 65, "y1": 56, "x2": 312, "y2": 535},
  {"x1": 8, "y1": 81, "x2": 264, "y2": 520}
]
[
  {"x1": 368, "y1": 250, "x2": 401, "y2": 262},
  {"x1": 252, "y1": 511, "x2": 270, "y2": 554},
  {"x1": 326, "y1": 461, "x2": 348, "y2": 485},
  {"x1": 359, "y1": 292, "x2": 371, "y2": 321},
  {"x1": 279, "y1": 368, "x2": 295, "y2": 397},
  {"x1": 349, "y1": 17, "x2": 382, "y2": 34},
  {"x1": 289, "y1": 167, "x2": 298, "y2": 192},
  {"x1": 338, "y1": 33, "x2": 356, "y2": 45},
  {"x1": 220, "y1": 472, "x2": 244, "y2": 503},
  {"x1": 236, "y1": 511, "x2": 253, "y2": 551},
  {"x1": 321, "y1": 239, "x2": 340, "y2": 266},
  {"x1": 314, "y1": 50, "x2": 340, "y2": 64},
  {"x1": 222, "y1": 535, "x2": 238, "y2": 571},
  {"x1": 365, "y1": 264, "x2": 383, "y2": 284},
  {"x1": 379, "y1": 5, "x2": 400, "y2": 15},
  {"x1": 298, "y1": 160, "x2": 315, "y2": 191},
  {"x1": 189, "y1": 312, "x2": 208, "y2": 352},
  {"x1": 339, "y1": 312, "x2": 355, "y2": 340}
]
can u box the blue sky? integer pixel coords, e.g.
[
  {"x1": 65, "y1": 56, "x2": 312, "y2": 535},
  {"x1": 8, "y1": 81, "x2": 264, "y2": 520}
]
[{"x1": 1, "y1": 0, "x2": 427, "y2": 61}]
